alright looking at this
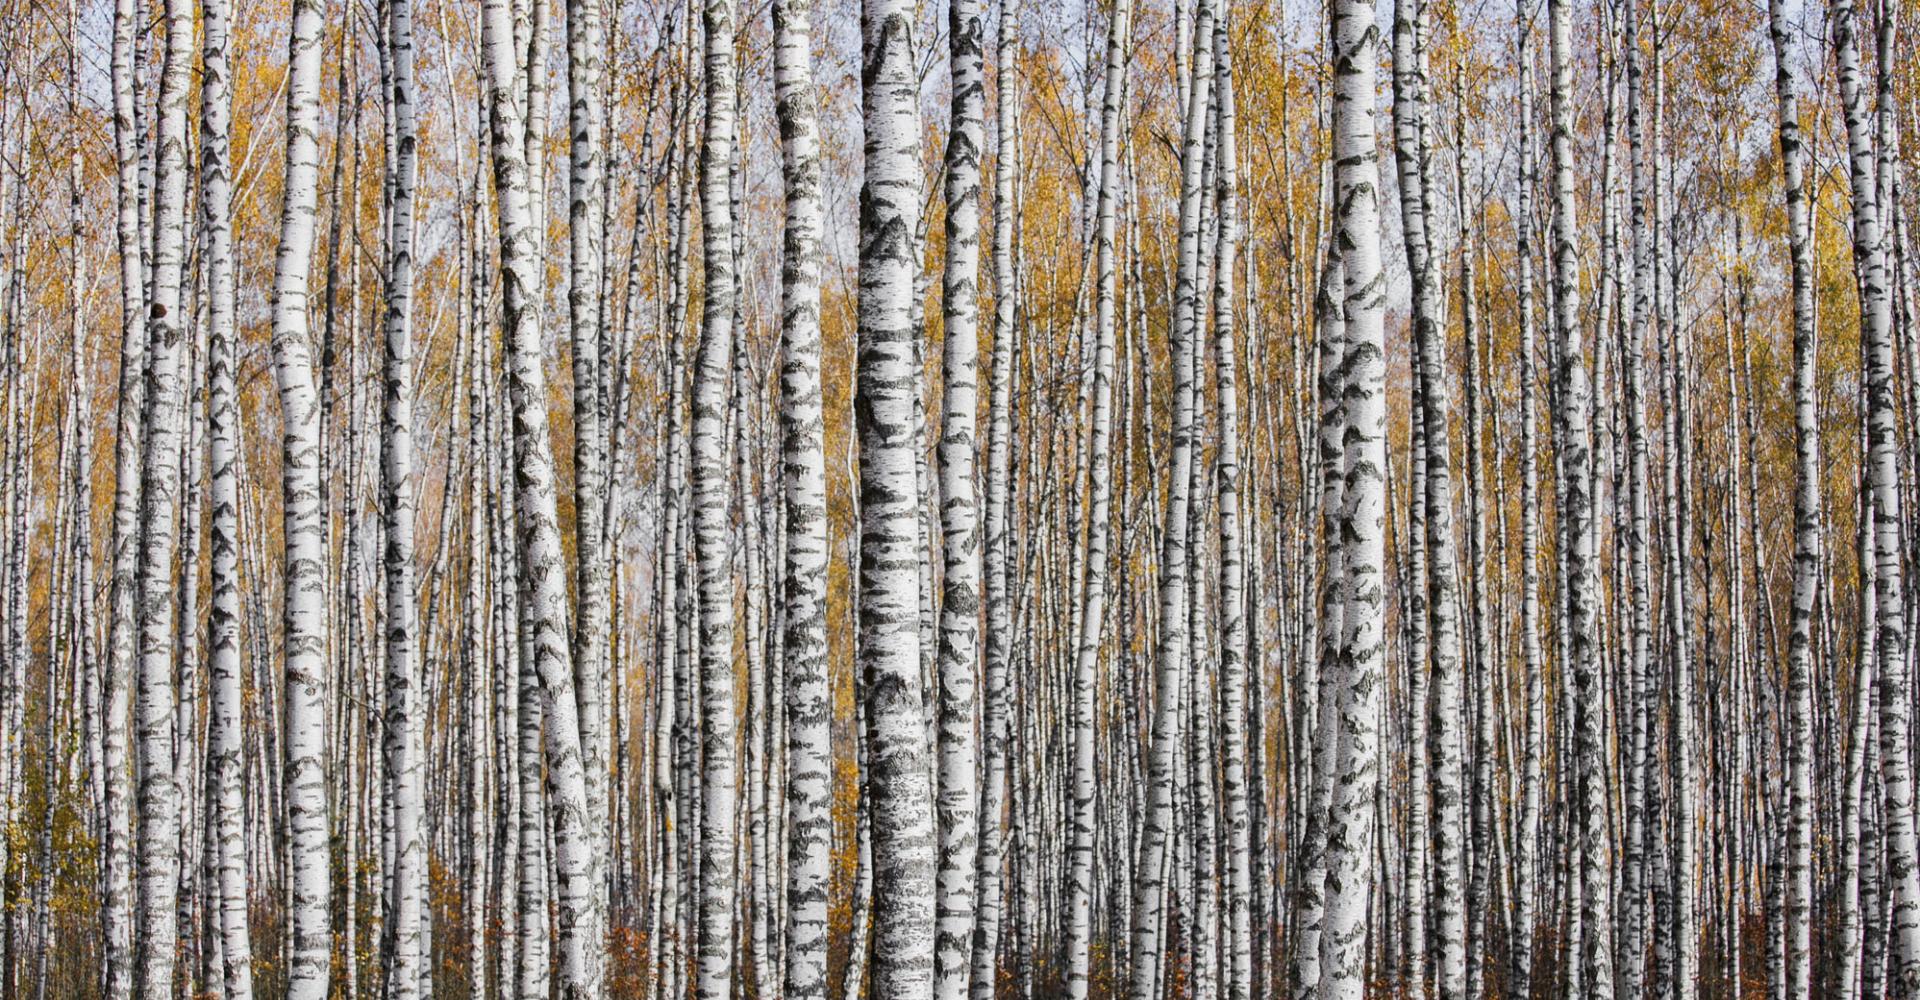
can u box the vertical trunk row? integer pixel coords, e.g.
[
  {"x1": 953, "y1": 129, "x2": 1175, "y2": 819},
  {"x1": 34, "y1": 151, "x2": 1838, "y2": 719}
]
[
  {"x1": 380, "y1": 0, "x2": 425, "y2": 986},
  {"x1": 103, "y1": 0, "x2": 149, "y2": 978},
  {"x1": 1065, "y1": 3, "x2": 1130, "y2": 998},
  {"x1": 1621, "y1": 3, "x2": 1654, "y2": 995},
  {"x1": 970, "y1": 4, "x2": 1020, "y2": 994},
  {"x1": 1210, "y1": 17, "x2": 1253, "y2": 1000},
  {"x1": 1833, "y1": 0, "x2": 1920, "y2": 990},
  {"x1": 1763, "y1": 2, "x2": 1819, "y2": 994},
  {"x1": 1291, "y1": 246, "x2": 1344, "y2": 1000},
  {"x1": 1128, "y1": 4, "x2": 1212, "y2": 998},
  {"x1": 568, "y1": 0, "x2": 611, "y2": 961},
  {"x1": 1547, "y1": 0, "x2": 1613, "y2": 993},
  {"x1": 1390, "y1": 2, "x2": 1466, "y2": 992},
  {"x1": 1510, "y1": 10, "x2": 1544, "y2": 991},
  {"x1": 478, "y1": 0, "x2": 601, "y2": 989}
]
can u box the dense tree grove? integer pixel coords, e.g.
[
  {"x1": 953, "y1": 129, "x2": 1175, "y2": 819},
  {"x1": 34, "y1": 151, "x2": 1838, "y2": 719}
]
[{"x1": 4, "y1": 0, "x2": 1920, "y2": 998}]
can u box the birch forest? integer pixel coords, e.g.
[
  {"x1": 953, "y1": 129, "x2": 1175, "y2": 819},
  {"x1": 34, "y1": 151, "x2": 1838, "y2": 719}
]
[{"x1": 4, "y1": 0, "x2": 1920, "y2": 996}]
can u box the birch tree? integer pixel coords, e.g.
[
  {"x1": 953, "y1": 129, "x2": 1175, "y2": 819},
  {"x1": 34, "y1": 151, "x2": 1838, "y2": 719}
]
[
  {"x1": 694, "y1": 6, "x2": 742, "y2": 1000},
  {"x1": 1, "y1": 4, "x2": 1912, "y2": 1000},
  {"x1": 1129, "y1": 5, "x2": 1213, "y2": 998},
  {"x1": 478, "y1": 0, "x2": 602, "y2": 989},
  {"x1": 1833, "y1": 0, "x2": 1920, "y2": 988},
  {"x1": 1548, "y1": 0, "x2": 1613, "y2": 991},
  {"x1": 269, "y1": 0, "x2": 335, "y2": 993},
  {"x1": 935, "y1": 0, "x2": 986, "y2": 996},
  {"x1": 199, "y1": 0, "x2": 251, "y2": 990},
  {"x1": 1621, "y1": 5, "x2": 1655, "y2": 995},
  {"x1": 101, "y1": 0, "x2": 148, "y2": 980},
  {"x1": 857, "y1": 2, "x2": 938, "y2": 998},
  {"x1": 1065, "y1": 3, "x2": 1129, "y2": 998},
  {"x1": 1210, "y1": 19, "x2": 1254, "y2": 1000},
  {"x1": 1764, "y1": 0, "x2": 1818, "y2": 992},
  {"x1": 568, "y1": 0, "x2": 612, "y2": 950},
  {"x1": 379, "y1": 0, "x2": 426, "y2": 986},
  {"x1": 774, "y1": 2, "x2": 832, "y2": 999},
  {"x1": 1316, "y1": 0, "x2": 1390, "y2": 992},
  {"x1": 131, "y1": 0, "x2": 195, "y2": 990},
  {"x1": 969, "y1": 6, "x2": 1019, "y2": 996}
]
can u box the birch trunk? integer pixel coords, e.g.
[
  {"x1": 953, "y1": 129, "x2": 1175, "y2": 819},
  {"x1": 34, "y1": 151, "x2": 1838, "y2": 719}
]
[
  {"x1": 1764, "y1": 0, "x2": 1819, "y2": 992},
  {"x1": 103, "y1": 0, "x2": 149, "y2": 981},
  {"x1": 1316, "y1": 0, "x2": 1390, "y2": 993},
  {"x1": 1839, "y1": 512, "x2": 1877, "y2": 1000},
  {"x1": 1833, "y1": 0, "x2": 1920, "y2": 988},
  {"x1": 1620, "y1": 6, "x2": 1654, "y2": 994},
  {"x1": 199, "y1": 0, "x2": 252, "y2": 990},
  {"x1": 1510, "y1": 16, "x2": 1544, "y2": 992},
  {"x1": 1209, "y1": 20, "x2": 1254, "y2": 1000},
  {"x1": 1389, "y1": 6, "x2": 1466, "y2": 993},
  {"x1": 1292, "y1": 245, "x2": 1344, "y2": 1000},
  {"x1": 568, "y1": 0, "x2": 611, "y2": 954},
  {"x1": 479, "y1": 0, "x2": 604, "y2": 988},
  {"x1": 936, "y1": 1, "x2": 987, "y2": 997},
  {"x1": 1129, "y1": 5, "x2": 1212, "y2": 998},
  {"x1": 773, "y1": 2, "x2": 832, "y2": 999},
  {"x1": 270, "y1": 0, "x2": 334, "y2": 992},
  {"x1": 1548, "y1": 0, "x2": 1613, "y2": 991},
  {"x1": 1066, "y1": 4, "x2": 1130, "y2": 998},
  {"x1": 379, "y1": 0, "x2": 425, "y2": 987},
  {"x1": 694, "y1": 6, "x2": 741, "y2": 1000},
  {"x1": 132, "y1": 0, "x2": 196, "y2": 990},
  {"x1": 969, "y1": 6, "x2": 1019, "y2": 995},
  {"x1": 858, "y1": 1, "x2": 938, "y2": 997}
]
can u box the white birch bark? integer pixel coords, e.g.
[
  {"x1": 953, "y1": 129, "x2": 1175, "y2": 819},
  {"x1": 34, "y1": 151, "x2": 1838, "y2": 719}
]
[
  {"x1": 773, "y1": 2, "x2": 831, "y2": 999},
  {"x1": 1316, "y1": 0, "x2": 1389, "y2": 993},
  {"x1": 1832, "y1": 0, "x2": 1920, "y2": 989},
  {"x1": 1547, "y1": 0, "x2": 1612, "y2": 992},
  {"x1": 270, "y1": 0, "x2": 333, "y2": 993},
  {"x1": 936, "y1": 1, "x2": 986, "y2": 997},
  {"x1": 1291, "y1": 245, "x2": 1344, "y2": 1000},
  {"x1": 132, "y1": 0, "x2": 195, "y2": 990},
  {"x1": 857, "y1": 1, "x2": 938, "y2": 997},
  {"x1": 60, "y1": 0, "x2": 103, "y2": 958},
  {"x1": 652, "y1": 71, "x2": 692, "y2": 1000},
  {"x1": 693, "y1": 6, "x2": 741, "y2": 1000},
  {"x1": 1389, "y1": 6, "x2": 1466, "y2": 993},
  {"x1": 199, "y1": 0, "x2": 251, "y2": 991},
  {"x1": 379, "y1": 0, "x2": 425, "y2": 987},
  {"x1": 517, "y1": 594, "x2": 550, "y2": 1000},
  {"x1": 1839, "y1": 514, "x2": 1877, "y2": 1000},
  {"x1": 1129, "y1": 6, "x2": 1212, "y2": 998},
  {"x1": 102, "y1": 0, "x2": 148, "y2": 982},
  {"x1": 1210, "y1": 20, "x2": 1253, "y2": 1000},
  {"x1": 567, "y1": 0, "x2": 611, "y2": 954},
  {"x1": 969, "y1": 6, "x2": 1018, "y2": 995},
  {"x1": 479, "y1": 0, "x2": 603, "y2": 989},
  {"x1": 1620, "y1": 7, "x2": 1654, "y2": 995},
  {"x1": 1510, "y1": 20, "x2": 1544, "y2": 992},
  {"x1": 1653, "y1": 38, "x2": 1696, "y2": 988},
  {"x1": 1765, "y1": 1, "x2": 1819, "y2": 992},
  {"x1": 1451, "y1": 64, "x2": 1495, "y2": 1000},
  {"x1": 1066, "y1": 3, "x2": 1130, "y2": 998}
]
